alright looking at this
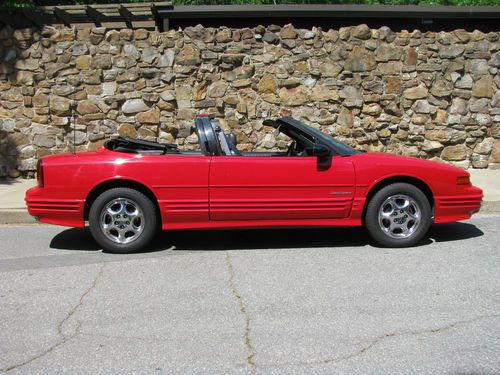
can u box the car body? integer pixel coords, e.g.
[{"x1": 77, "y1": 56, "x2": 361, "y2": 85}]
[{"x1": 26, "y1": 115, "x2": 483, "y2": 253}]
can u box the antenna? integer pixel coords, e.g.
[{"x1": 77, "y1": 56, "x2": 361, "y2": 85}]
[{"x1": 72, "y1": 99, "x2": 76, "y2": 154}]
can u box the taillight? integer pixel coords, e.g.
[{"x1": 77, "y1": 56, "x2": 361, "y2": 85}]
[
  {"x1": 456, "y1": 174, "x2": 470, "y2": 185},
  {"x1": 37, "y1": 159, "x2": 44, "y2": 188}
]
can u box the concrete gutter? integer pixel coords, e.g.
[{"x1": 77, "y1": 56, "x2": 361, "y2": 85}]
[
  {"x1": 0, "y1": 171, "x2": 499, "y2": 225},
  {"x1": 469, "y1": 169, "x2": 500, "y2": 214},
  {"x1": 0, "y1": 179, "x2": 37, "y2": 225}
]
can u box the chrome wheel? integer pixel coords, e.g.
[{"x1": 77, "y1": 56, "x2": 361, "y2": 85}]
[
  {"x1": 100, "y1": 198, "x2": 144, "y2": 244},
  {"x1": 378, "y1": 194, "x2": 421, "y2": 239}
]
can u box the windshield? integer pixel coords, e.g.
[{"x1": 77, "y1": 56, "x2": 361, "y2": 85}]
[{"x1": 279, "y1": 117, "x2": 361, "y2": 156}]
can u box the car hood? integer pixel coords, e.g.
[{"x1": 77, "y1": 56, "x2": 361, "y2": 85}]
[{"x1": 354, "y1": 152, "x2": 468, "y2": 174}]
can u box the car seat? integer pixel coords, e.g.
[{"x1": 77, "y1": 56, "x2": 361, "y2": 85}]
[{"x1": 225, "y1": 133, "x2": 242, "y2": 156}]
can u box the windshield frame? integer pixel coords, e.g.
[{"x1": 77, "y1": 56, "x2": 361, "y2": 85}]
[{"x1": 277, "y1": 117, "x2": 361, "y2": 156}]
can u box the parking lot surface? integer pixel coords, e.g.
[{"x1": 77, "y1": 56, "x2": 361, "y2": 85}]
[{"x1": 1, "y1": 216, "x2": 499, "y2": 374}]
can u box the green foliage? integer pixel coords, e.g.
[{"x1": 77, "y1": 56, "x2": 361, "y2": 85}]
[
  {"x1": 3, "y1": 0, "x2": 148, "y2": 7},
  {"x1": 171, "y1": 0, "x2": 500, "y2": 4},
  {"x1": 3, "y1": 0, "x2": 500, "y2": 8}
]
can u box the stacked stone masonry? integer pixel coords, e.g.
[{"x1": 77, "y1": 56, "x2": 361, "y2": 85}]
[{"x1": 0, "y1": 23, "x2": 499, "y2": 177}]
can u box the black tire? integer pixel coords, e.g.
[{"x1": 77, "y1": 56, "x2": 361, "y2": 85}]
[
  {"x1": 89, "y1": 188, "x2": 157, "y2": 253},
  {"x1": 365, "y1": 183, "x2": 431, "y2": 248}
]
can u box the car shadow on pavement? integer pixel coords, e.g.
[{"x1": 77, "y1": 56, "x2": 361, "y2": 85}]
[
  {"x1": 162, "y1": 227, "x2": 370, "y2": 251},
  {"x1": 50, "y1": 228, "x2": 102, "y2": 251},
  {"x1": 428, "y1": 221, "x2": 484, "y2": 243},
  {"x1": 50, "y1": 221, "x2": 484, "y2": 253}
]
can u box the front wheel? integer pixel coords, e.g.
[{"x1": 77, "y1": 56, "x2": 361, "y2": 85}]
[
  {"x1": 364, "y1": 183, "x2": 431, "y2": 247},
  {"x1": 89, "y1": 188, "x2": 157, "y2": 253}
]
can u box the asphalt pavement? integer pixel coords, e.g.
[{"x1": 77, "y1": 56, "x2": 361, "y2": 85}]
[{"x1": 1, "y1": 216, "x2": 499, "y2": 374}]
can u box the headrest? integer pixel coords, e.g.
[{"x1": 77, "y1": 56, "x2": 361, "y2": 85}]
[{"x1": 227, "y1": 133, "x2": 237, "y2": 145}]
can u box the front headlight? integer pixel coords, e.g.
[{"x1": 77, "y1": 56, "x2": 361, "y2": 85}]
[{"x1": 456, "y1": 174, "x2": 470, "y2": 185}]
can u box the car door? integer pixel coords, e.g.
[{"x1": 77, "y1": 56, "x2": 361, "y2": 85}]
[{"x1": 209, "y1": 155, "x2": 355, "y2": 221}]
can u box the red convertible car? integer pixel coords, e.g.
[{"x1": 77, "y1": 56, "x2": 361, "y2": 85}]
[{"x1": 26, "y1": 115, "x2": 482, "y2": 253}]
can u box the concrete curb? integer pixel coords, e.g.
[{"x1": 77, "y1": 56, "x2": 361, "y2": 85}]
[
  {"x1": 1, "y1": 204, "x2": 498, "y2": 225},
  {"x1": 478, "y1": 201, "x2": 500, "y2": 215},
  {"x1": 0, "y1": 209, "x2": 37, "y2": 225}
]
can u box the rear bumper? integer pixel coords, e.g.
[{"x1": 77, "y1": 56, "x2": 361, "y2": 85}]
[
  {"x1": 434, "y1": 184, "x2": 483, "y2": 224},
  {"x1": 25, "y1": 187, "x2": 85, "y2": 228}
]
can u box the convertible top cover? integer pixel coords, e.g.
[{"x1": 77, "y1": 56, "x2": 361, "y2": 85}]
[{"x1": 106, "y1": 137, "x2": 179, "y2": 154}]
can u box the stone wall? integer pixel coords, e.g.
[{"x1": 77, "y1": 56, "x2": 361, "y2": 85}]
[{"x1": 0, "y1": 23, "x2": 499, "y2": 177}]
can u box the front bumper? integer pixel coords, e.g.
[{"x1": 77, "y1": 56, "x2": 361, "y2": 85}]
[{"x1": 434, "y1": 184, "x2": 483, "y2": 224}]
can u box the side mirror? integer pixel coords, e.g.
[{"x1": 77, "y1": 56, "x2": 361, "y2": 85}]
[{"x1": 311, "y1": 144, "x2": 330, "y2": 158}]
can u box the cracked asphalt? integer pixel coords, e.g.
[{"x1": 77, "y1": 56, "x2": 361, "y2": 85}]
[{"x1": 0, "y1": 215, "x2": 499, "y2": 374}]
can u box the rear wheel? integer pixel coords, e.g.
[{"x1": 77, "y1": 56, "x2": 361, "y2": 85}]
[
  {"x1": 365, "y1": 183, "x2": 431, "y2": 247},
  {"x1": 89, "y1": 188, "x2": 157, "y2": 253}
]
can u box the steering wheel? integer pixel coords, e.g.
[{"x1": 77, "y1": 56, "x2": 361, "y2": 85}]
[{"x1": 286, "y1": 141, "x2": 296, "y2": 156}]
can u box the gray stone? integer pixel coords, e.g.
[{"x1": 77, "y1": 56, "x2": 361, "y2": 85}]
[
  {"x1": 157, "y1": 50, "x2": 175, "y2": 67},
  {"x1": 208, "y1": 81, "x2": 228, "y2": 98},
  {"x1": 455, "y1": 74, "x2": 473, "y2": 89},
  {"x1": 141, "y1": 47, "x2": 159, "y2": 64},
  {"x1": 430, "y1": 79, "x2": 453, "y2": 98},
  {"x1": 439, "y1": 45, "x2": 465, "y2": 58},
  {"x1": 345, "y1": 47, "x2": 376, "y2": 72},
  {"x1": 123, "y1": 44, "x2": 141, "y2": 60},
  {"x1": 319, "y1": 62, "x2": 343, "y2": 77},
  {"x1": 262, "y1": 32, "x2": 278, "y2": 44},
  {"x1": 469, "y1": 98, "x2": 490, "y2": 113},
  {"x1": 450, "y1": 98, "x2": 468, "y2": 114},
  {"x1": 2, "y1": 119, "x2": 15, "y2": 132},
  {"x1": 103, "y1": 69, "x2": 119, "y2": 81},
  {"x1": 474, "y1": 138, "x2": 494, "y2": 154},
  {"x1": 102, "y1": 82, "x2": 117, "y2": 97},
  {"x1": 72, "y1": 43, "x2": 89, "y2": 56},
  {"x1": 471, "y1": 153, "x2": 489, "y2": 168},
  {"x1": 194, "y1": 99, "x2": 216, "y2": 108},
  {"x1": 33, "y1": 135, "x2": 55, "y2": 148},
  {"x1": 302, "y1": 30, "x2": 315, "y2": 40},
  {"x1": 490, "y1": 52, "x2": 500, "y2": 67},
  {"x1": 161, "y1": 73, "x2": 175, "y2": 83},
  {"x1": 422, "y1": 140, "x2": 444, "y2": 153},
  {"x1": 91, "y1": 54, "x2": 112, "y2": 69},
  {"x1": 467, "y1": 59, "x2": 489, "y2": 75},
  {"x1": 121, "y1": 99, "x2": 149, "y2": 115},
  {"x1": 160, "y1": 91, "x2": 176, "y2": 101},
  {"x1": 339, "y1": 86, "x2": 362, "y2": 108},
  {"x1": 450, "y1": 72, "x2": 461, "y2": 83},
  {"x1": 53, "y1": 86, "x2": 75, "y2": 97},
  {"x1": 413, "y1": 100, "x2": 430, "y2": 114},
  {"x1": 375, "y1": 45, "x2": 402, "y2": 61},
  {"x1": 68, "y1": 131, "x2": 87, "y2": 145},
  {"x1": 14, "y1": 59, "x2": 39, "y2": 71},
  {"x1": 234, "y1": 65, "x2": 254, "y2": 79},
  {"x1": 202, "y1": 50, "x2": 218, "y2": 60},
  {"x1": 3, "y1": 48, "x2": 17, "y2": 63},
  {"x1": 301, "y1": 77, "x2": 317, "y2": 88}
]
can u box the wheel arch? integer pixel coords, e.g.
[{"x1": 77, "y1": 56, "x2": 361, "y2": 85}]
[
  {"x1": 362, "y1": 176, "x2": 434, "y2": 222},
  {"x1": 84, "y1": 179, "x2": 161, "y2": 225}
]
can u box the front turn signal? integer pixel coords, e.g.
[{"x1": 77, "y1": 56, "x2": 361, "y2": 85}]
[
  {"x1": 456, "y1": 175, "x2": 470, "y2": 185},
  {"x1": 37, "y1": 159, "x2": 44, "y2": 188}
]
